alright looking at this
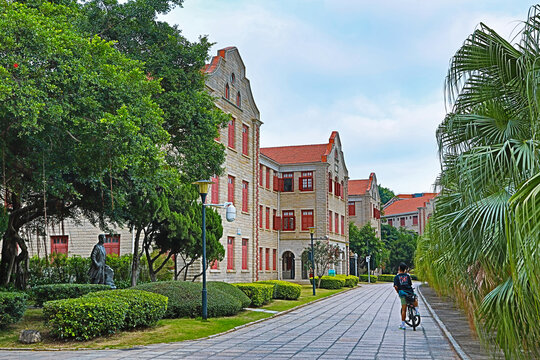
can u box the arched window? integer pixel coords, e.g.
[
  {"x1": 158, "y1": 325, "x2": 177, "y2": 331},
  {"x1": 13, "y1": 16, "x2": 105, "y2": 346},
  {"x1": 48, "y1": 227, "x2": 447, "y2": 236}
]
[
  {"x1": 236, "y1": 91, "x2": 241, "y2": 107},
  {"x1": 225, "y1": 83, "x2": 230, "y2": 99},
  {"x1": 231, "y1": 73, "x2": 236, "y2": 84}
]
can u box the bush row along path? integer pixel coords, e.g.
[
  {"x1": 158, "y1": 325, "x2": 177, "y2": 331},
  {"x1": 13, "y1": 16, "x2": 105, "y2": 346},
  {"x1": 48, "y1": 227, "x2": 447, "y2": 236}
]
[{"x1": 1, "y1": 283, "x2": 458, "y2": 359}]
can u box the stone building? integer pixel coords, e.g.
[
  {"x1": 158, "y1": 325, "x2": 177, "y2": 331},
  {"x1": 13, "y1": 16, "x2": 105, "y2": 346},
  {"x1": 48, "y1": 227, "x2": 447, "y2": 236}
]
[
  {"x1": 382, "y1": 193, "x2": 437, "y2": 235},
  {"x1": 15, "y1": 46, "x2": 352, "y2": 284},
  {"x1": 260, "y1": 131, "x2": 350, "y2": 281},
  {"x1": 348, "y1": 173, "x2": 381, "y2": 237}
]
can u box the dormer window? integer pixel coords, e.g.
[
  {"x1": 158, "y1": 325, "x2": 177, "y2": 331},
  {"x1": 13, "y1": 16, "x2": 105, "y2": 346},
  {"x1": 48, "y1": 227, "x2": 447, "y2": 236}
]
[
  {"x1": 225, "y1": 83, "x2": 230, "y2": 99},
  {"x1": 231, "y1": 73, "x2": 236, "y2": 84},
  {"x1": 236, "y1": 91, "x2": 241, "y2": 107}
]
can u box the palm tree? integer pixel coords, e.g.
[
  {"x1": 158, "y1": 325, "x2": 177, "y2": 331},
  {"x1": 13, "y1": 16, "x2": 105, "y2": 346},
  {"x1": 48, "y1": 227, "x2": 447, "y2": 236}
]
[{"x1": 417, "y1": 5, "x2": 540, "y2": 358}]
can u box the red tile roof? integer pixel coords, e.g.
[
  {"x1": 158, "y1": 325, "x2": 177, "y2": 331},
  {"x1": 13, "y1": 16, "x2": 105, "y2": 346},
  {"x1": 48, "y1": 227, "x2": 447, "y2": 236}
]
[
  {"x1": 260, "y1": 144, "x2": 328, "y2": 164},
  {"x1": 349, "y1": 173, "x2": 375, "y2": 195},
  {"x1": 204, "y1": 46, "x2": 237, "y2": 74},
  {"x1": 383, "y1": 193, "x2": 437, "y2": 216}
]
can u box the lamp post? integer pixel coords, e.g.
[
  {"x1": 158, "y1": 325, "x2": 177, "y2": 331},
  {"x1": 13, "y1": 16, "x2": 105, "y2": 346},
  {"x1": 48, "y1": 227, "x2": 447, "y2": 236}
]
[
  {"x1": 308, "y1": 227, "x2": 316, "y2": 295},
  {"x1": 193, "y1": 180, "x2": 212, "y2": 320},
  {"x1": 194, "y1": 180, "x2": 236, "y2": 320}
]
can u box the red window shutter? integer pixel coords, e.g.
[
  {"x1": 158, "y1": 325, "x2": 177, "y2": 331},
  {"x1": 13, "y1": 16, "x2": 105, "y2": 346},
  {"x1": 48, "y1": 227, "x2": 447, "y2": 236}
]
[
  {"x1": 302, "y1": 210, "x2": 314, "y2": 230},
  {"x1": 279, "y1": 178, "x2": 284, "y2": 192},
  {"x1": 341, "y1": 181, "x2": 344, "y2": 198},
  {"x1": 104, "y1": 234, "x2": 120, "y2": 255},
  {"x1": 329, "y1": 211, "x2": 333, "y2": 232},
  {"x1": 259, "y1": 205, "x2": 263, "y2": 228},
  {"x1": 227, "y1": 237, "x2": 234, "y2": 270},
  {"x1": 273, "y1": 249, "x2": 277, "y2": 270},
  {"x1": 265, "y1": 248, "x2": 270, "y2": 270},
  {"x1": 328, "y1": 172, "x2": 332, "y2": 193},
  {"x1": 413, "y1": 215, "x2": 418, "y2": 225},
  {"x1": 228, "y1": 176, "x2": 235, "y2": 204},
  {"x1": 273, "y1": 175, "x2": 279, "y2": 191},
  {"x1": 266, "y1": 168, "x2": 270, "y2": 189},
  {"x1": 242, "y1": 239, "x2": 248, "y2": 270},
  {"x1": 259, "y1": 165, "x2": 263, "y2": 186},
  {"x1": 273, "y1": 209, "x2": 277, "y2": 230},
  {"x1": 259, "y1": 247, "x2": 263, "y2": 270},
  {"x1": 228, "y1": 118, "x2": 235, "y2": 148},
  {"x1": 242, "y1": 181, "x2": 248, "y2": 212},
  {"x1": 242, "y1": 124, "x2": 248, "y2": 155},
  {"x1": 225, "y1": 83, "x2": 230, "y2": 99},
  {"x1": 400, "y1": 217, "x2": 405, "y2": 226},
  {"x1": 211, "y1": 176, "x2": 219, "y2": 204},
  {"x1": 50, "y1": 235, "x2": 68, "y2": 255},
  {"x1": 211, "y1": 259, "x2": 219, "y2": 270},
  {"x1": 274, "y1": 216, "x2": 282, "y2": 230},
  {"x1": 348, "y1": 202, "x2": 355, "y2": 216},
  {"x1": 341, "y1": 215, "x2": 344, "y2": 235},
  {"x1": 265, "y1": 207, "x2": 270, "y2": 229},
  {"x1": 335, "y1": 214, "x2": 339, "y2": 234}
]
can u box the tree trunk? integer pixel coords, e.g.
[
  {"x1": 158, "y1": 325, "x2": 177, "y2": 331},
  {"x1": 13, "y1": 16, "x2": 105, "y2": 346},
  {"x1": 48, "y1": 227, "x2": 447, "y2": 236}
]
[
  {"x1": 130, "y1": 227, "x2": 143, "y2": 287},
  {"x1": 0, "y1": 216, "x2": 27, "y2": 288}
]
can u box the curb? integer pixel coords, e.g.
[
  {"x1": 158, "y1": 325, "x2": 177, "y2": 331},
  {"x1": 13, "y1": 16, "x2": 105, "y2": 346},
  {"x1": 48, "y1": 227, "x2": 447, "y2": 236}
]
[{"x1": 417, "y1": 283, "x2": 470, "y2": 360}]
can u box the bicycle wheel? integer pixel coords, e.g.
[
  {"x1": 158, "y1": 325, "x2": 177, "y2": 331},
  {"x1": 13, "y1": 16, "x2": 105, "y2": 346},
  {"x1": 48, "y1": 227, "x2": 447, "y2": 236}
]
[{"x1": 405, "y1": 306, "x2": 414, "y2": 327}]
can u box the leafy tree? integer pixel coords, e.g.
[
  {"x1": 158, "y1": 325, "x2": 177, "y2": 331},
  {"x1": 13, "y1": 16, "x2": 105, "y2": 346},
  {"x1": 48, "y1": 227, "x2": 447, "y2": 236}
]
[
  {"x1": 76, "y1": 0, "x2": 230, "y2": 284},
  {"x1": 0, "y1": 1, "x2": 167, "y2": 288},
  {"x1": 415, "y1": 5, "x2": 540, "y2": 357},
  {"x1": 381, "y1": 224, "x2": 416, "y2": 274},
  {"x1": 378, "y1": 185, "x2": 395, "y2": 205},
  {"x1": 302, "y1": 240, "x2": 340, "y2": 288},
  {"x1": 349, "y1": 223, "x2": 387, "y2": 272}
]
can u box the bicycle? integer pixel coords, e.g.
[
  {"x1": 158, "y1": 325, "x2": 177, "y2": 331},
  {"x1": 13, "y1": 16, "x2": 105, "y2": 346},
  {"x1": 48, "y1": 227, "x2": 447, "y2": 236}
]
[{"x1": 404, "y1": 293, "x2": 421, "y2": 331}]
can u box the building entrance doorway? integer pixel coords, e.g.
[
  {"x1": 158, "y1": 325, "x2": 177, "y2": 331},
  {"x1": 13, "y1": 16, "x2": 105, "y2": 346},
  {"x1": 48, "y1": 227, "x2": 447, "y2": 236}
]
[{"x1": 282, "y1": 251, "x2": 295, "y2": 279}]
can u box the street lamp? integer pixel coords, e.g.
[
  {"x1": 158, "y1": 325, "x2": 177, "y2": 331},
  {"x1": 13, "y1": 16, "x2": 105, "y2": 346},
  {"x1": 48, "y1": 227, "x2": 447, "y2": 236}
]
[
  {"x1": 308, "y1": 227, "x2": 317, "y2": 295},
  {"x1": 193, "y1": 179, "x2": 236, "y2": 320},
  {"x1": 366, "y1": 255, "x2": 371, "y2": 283}
]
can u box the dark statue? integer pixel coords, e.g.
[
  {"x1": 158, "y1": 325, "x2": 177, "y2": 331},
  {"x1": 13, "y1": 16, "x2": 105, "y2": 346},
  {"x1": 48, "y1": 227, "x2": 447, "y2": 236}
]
[{"x1": 88, "y1": 234, "x2": 116, "y2": 288}]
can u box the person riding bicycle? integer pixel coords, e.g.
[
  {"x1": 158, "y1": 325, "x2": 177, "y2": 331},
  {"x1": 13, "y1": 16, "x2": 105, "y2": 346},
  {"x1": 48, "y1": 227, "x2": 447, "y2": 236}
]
[{"x1": 394, "y1": 262, "x2": 419, "y2": 330}]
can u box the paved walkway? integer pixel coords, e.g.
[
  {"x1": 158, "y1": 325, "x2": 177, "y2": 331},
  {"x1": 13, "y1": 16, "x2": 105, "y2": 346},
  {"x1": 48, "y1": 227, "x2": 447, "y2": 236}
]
[{"x1": 0, "y1": 283, "x2": 458, "y2": 360}]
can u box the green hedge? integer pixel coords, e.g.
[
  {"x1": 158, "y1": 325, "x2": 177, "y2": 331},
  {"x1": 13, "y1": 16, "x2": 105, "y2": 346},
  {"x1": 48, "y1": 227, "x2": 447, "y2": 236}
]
[
  {"x1": 0, "y1": 292, "x2": 27, "y2": 329},
  {"x1": 44, "y1": 297, "x2": 126, "y2": 340},
  {"x1": 84, "y1": 290, "x2": 167, "y2": 328},
  {"x1": 256, "y1": 280, "x2": 301, "y2": 300},
  {"x1": 233, "y1": 283, "x2": 273, "y2": 307},
  {"x1": 208, "y1": 281, "x2": 251, "y2": 308},
  {"x1": 310, "y1": 276, "x2": 346, "y2": 289},
  {"x1": 134, "y1": 281, "x2": 242, "y2": 318},
  {"x1": 377, "y1": 274, "x2": 395, "y2": 282},
  {"x1": 30, "y1": 283, "x2": 111, "y2": 306},
  {"x1": 359, "y1": 274, "x2": 378, "y2": 282},
  {"x1": 335, "y1": 275, "x2": 359, "y2": 287}
]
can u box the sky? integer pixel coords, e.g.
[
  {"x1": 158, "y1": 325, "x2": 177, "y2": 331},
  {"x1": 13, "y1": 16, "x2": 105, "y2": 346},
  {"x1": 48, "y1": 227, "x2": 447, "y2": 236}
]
[{"x1": 161, "y1": 0, "x2": 535, "y2": 194}]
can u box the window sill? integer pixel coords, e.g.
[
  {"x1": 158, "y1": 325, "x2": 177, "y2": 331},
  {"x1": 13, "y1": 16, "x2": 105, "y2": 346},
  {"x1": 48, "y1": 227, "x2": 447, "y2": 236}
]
[
  {"x1": 241, "y1": 211, "x2": 249, "y2": 215},
  {"x1": 299, "y1": 189, "x2": 314, "y2": 192},
  {"x1": 241, "y1": 153, "x2": 251, "y2": 160},
  {"x1": 210, "y1": 269, "x2": 221, "y2": 273},
  {"x1": 227, "y1": 269, "x2": 236, "y2": 273},
  {"x1": 221, "y1": 96, "x2": 244, "y2": 111},
  {"x1": 241, "y1": 269, "x2": 250, "y2": 273}
]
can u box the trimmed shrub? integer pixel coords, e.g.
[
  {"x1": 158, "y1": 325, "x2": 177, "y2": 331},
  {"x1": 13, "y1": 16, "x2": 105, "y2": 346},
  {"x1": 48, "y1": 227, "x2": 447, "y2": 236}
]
[
  {"x1": 335, "y1": 275, "x2": 359, "y2": 287},
  {"x1": 233, "y1": 283, "x2": 273, "y2": 307},
  {"x1": 30, "y1": 283, "x2": 110, "y2": 306},
  {"x1": 257, "y1": 280, "x2": 301, "y2": 300},
  {"x1": 84, "y1": 289, "x2": 167, "y2": 328},
  {"x1": 0, "y1": 292, "x2": 27, "y2": 329},
  {"x1": 43, "y1": 297, "x2": 126, "y2": 340},
  {"x1": 377, "y1": 274, "x2": 396, "y2": 282},
  {"x1": 359, "y1": 274, "x2": 378, "y2": 282},
  {"x1": 208, "y1": 281, "x2": 251, "y2": 308},
  {"x1": 312, "y1": 276, "x2": 345, "y2": 289},
  {"x1": 134, "y1": 281, "x2": 242, "y2": 318}
]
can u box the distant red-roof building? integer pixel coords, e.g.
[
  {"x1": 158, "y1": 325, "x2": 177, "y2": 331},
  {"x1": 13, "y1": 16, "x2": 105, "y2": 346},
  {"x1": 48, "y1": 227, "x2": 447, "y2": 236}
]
[
  {"x1": 382, "y1": 193, "x2": 437, "y2": 235},
  {"x1": 348, "y1": 173, "x2": 381, "y2": 237}
]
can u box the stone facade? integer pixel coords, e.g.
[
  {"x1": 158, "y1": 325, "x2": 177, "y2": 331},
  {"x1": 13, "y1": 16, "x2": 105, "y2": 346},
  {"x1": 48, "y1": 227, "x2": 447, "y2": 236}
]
[
  {"x1": 348, "y1": 173, "x2": 381, "y2": 237},
  {"x1": 203, "y1": 47, "x2": 261, "y2": 283}
]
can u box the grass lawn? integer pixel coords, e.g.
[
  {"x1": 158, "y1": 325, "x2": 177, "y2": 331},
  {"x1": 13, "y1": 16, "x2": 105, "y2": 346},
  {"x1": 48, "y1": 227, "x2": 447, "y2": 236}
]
[{"x1": 0, "y1": 284, "x2": 351, "y2": 350}]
